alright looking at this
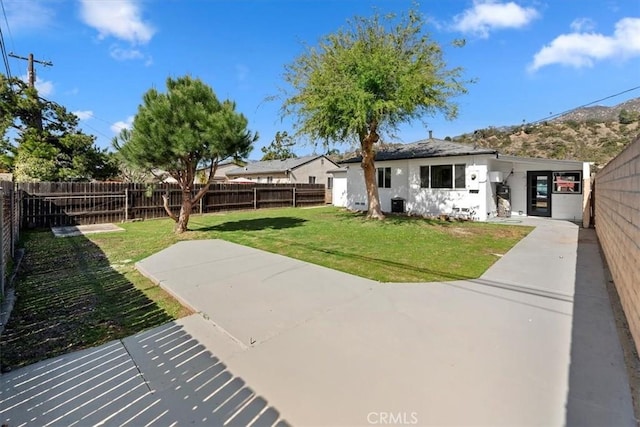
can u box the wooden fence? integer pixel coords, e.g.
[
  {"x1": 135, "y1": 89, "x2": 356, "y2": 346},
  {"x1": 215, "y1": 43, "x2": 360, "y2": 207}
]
[
  {"x1": 19, "y1": 182, "x2": 327, "y2": 228},
  {"x1": 0, "y1": 181, "x2": 19, "y2": 298}
]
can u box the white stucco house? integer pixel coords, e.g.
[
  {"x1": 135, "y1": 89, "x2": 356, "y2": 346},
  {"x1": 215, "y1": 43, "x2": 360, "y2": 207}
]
[{"x1": 339, "y1": 137, "x2": 591, "y2": 223}]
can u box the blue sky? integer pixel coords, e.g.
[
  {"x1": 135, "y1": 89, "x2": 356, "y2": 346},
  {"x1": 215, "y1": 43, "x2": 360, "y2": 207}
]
[{"x1": 3, "y1": 0, "x2": 639, "y2": 159}]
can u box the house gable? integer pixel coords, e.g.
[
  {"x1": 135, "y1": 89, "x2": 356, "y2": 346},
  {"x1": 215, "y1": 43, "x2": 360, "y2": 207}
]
[{"x1": 226, "y1": 155, "x2": 339, "y2": 184}]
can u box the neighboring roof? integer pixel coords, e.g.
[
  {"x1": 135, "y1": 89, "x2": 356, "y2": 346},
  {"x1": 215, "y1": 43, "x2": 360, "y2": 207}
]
[
  {"x1": 340, "y1": 138, "x2": 498, "y2": 163},
  {"x1": 226, "y1": 155, "x2": 338, "y2": 175}
]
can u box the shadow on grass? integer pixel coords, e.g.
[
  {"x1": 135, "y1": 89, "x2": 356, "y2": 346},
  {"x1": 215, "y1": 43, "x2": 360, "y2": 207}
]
[
  {"x1": 0, "y1": 231, "x2": 175, "y2": 371},
  {"x1": 274, "y1": 239, "x2": 473, "y2": 282},
  {"x1": 195, "y1": 216, "x2": 307, "y2": 232}
]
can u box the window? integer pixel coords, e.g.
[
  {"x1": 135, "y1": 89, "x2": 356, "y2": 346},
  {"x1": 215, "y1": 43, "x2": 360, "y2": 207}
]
[
  {"x1": 308, "y1": 176, "x2": 316, "y2": 184},
  {"x1": 327, "y1": 176, "x2": 333, "y2": 189},
  {"x1": 553, "y1": 171, "x2": 581, "y2": 193},
  {"x1": 267, "y1": 176, "x2": 273, "y2": 184},
  {"x1": 431, "y1": 165, "x2": 452, "y2": 188},
  {"x1": 377, "y1": 167, "x2": 391, "y2": 188},
  {"x1": 454, "y1": 164, "x2": 466, "y2": 189},
  {"x1": 420, "y1": 164, "x2": 466, "y2": 189},
  {"x1": 420, "y1": 166, "x2": 429, "y2": 188}
]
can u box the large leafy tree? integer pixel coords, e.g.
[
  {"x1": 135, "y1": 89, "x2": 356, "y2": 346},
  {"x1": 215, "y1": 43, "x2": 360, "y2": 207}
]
[
  {"x1": 281, "y1": 7, "x2": 470, "y2": 219},
  {"x1": 261, "y1": 131, "x2": 297, "y2": 160},
  {"x1": 0, "y1": 74, "x2": 116, "y2": 181},
  {"x1": 120, "y1": 75, "x2": 257, "y2": 233}
]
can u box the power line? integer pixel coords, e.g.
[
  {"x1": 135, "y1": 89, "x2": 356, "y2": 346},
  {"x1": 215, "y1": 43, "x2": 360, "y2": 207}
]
[
  {"x1": 0, "y1": 0, "x2": 13, "y2": 52},
  {"x1": 0, "y1": 1, "x2": 11, "y2": 80},
  {"x1": 0, "y1": 30, "x2": 11, "y2": 79},
  {"x1": 530, "y1": 85, "x2": 640, "y2": 124}
]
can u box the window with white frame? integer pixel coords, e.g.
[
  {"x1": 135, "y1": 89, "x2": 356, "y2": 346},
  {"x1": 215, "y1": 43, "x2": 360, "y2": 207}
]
[
  {"x1": 552, "y1": 171, "x2": 582, "y2": 193},
  {"x1": 327, "y1": 176, "x2": 333, "y2": 189},
  {"x1": 267, "y1": 176, "x2": 273, "y2": 183},
  {"x1": 420, "y1": 164, "x2": 466, "y2": 189},
  {"x1": 377, "y1": 167, "x2": 391, "y2": 188},
  {"x1": 308, "y1": 176, "x2": 316, "y2": 184}
]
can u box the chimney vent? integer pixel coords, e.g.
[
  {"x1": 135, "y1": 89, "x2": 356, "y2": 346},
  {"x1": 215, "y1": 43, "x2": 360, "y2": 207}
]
[{"x1": 429, "y1": 130, "x2": 433, "y2": 139}]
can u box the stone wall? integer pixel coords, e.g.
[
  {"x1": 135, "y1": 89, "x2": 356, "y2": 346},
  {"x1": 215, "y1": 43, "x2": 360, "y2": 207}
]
[{"x1": 595, "y1": 136, "x2": 640, "y2": 354}]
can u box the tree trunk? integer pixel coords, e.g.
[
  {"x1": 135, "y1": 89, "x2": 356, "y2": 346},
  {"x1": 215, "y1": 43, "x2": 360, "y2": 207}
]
[
  {"x1": 360, "y1": 122, "x2": 385, "y2": 220},
  {"x1": 175, "y1": 189, "x2": 193, "y2": 233}
]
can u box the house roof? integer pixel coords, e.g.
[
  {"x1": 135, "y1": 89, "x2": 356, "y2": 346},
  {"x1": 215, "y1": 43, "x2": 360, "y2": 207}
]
[
  {"x1": 340, "y1": 138, "x2": 498, "y2": 163},
  {"x1": 226, "y1": 155, "x2": 337, "y2": 176}
]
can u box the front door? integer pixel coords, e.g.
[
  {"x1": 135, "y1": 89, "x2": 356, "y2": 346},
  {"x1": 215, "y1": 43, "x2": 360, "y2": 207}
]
[{"x1": 527, "y1": 171, "x2": 552, "y2": 217}]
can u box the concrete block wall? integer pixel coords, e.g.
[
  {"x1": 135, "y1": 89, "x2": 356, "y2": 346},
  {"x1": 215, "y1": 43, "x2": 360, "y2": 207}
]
[{"x1": 595, "y1": 136, "x2": 640, "y2": 354}]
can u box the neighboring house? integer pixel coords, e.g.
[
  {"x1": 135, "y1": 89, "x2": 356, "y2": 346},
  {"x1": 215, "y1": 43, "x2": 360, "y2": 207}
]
[
  {"x1": 339, "y1": 137, "x2": 591, "y2": 223},
  {"x1": 159, "y1": 160, "x2": 245, "y2": 184},
  {"x1": 210, "y1": 161, "x2": 245, "y2": 182},
  {"x1": 226, "y1": 155, "x2": 339, "y2": 186}
]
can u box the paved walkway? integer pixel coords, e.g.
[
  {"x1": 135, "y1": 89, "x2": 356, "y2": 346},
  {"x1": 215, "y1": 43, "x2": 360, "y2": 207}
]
[{"x1": 1, "y1": 218, "x2": 635, "y2": 426}]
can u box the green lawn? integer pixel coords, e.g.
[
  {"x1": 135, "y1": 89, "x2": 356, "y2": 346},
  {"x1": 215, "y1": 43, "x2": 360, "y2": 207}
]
[
  {"x1": 92, "y1": 206, "x2": 532, "y2": 283},
  {"x1": 1, "y1": 206, "x2": 531, "y2": 370}
]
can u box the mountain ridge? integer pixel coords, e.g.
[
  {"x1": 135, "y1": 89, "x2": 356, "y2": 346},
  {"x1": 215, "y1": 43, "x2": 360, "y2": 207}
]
[{"x1": 453, "y1": 96, "x2": 640, "y2": 168}]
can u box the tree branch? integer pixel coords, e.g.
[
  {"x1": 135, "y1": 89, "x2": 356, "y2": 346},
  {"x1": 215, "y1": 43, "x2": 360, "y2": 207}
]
[
  {"x1": 191, "y1": 157, "x2": 219, "y2": 204},
  {"x1": 161, "y1": 188, "x2": 179, "y2": 222}
]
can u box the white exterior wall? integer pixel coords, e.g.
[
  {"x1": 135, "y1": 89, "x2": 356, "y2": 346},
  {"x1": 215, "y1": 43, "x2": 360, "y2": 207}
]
[
  {"x1": 330, "y1": 172, "x2": 348, "y2": 207},
  {"x1": 490, "y1": 157, "x2": 591, "y2": 221},
  {"x1": 345, "y1": 156, "x2": 492, "y2": 220},
  {"x1": 407, "y1": 155, "x2": 490, "y2": 221},
  {"x1": 344, "y1": 160, "x2": 410, "y2": 212}
]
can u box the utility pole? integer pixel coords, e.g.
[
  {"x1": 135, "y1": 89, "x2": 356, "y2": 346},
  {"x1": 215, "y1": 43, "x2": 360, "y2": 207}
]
[
  {"x1": 8, "y1": 52, "x2": 53, "y2": 131},
  {"x1": 8, "y1": 52, "x2": 53, "y2": 88}
]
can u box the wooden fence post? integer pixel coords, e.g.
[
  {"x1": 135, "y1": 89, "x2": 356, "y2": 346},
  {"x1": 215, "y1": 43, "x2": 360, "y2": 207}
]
[
  {"x1": 124, "y1": 188, "x2": 129, "y2": 222},
  {"x1": 0, "y1": 188, "x2": 4, "y2": 299},
  {"x1": 292, "y1": 187, "x2": 296, "y2": 207},
  {"x1": 9, "y1": 183, "x2": 15, "y2": 257},
  {"x1": 253, "y1": 187, "x2": 257, "y2": 210}
]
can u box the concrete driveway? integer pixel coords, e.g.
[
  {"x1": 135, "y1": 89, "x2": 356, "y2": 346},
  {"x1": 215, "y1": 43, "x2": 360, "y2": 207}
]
[{"x1": 1, "y1": 218, "x2": 635, "y2": 426}]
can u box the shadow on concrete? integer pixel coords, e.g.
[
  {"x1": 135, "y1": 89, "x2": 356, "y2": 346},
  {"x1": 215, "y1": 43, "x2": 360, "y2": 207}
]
[
  {"x1": 0, "y1": 321, "x2": 289, "y2": 426},
  {"x1": 195, "y1": 217, "x2": 307, "y2": 232},
  {"x1": 564, "y1": 228, "x2": 636, "y2": 426}
]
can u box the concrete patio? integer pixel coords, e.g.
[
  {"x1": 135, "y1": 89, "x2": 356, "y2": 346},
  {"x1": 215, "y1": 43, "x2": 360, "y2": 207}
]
[{"x1": 1, "y1": 218, "x2": 635, "y2": 426}]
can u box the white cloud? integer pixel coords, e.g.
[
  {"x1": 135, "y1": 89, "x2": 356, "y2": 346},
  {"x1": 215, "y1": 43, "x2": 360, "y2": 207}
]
[
  {"x1": 452, "y1": 0, "x2": 540, "y2": 38},
  {"x1": 109, "y1": 45, "x2": 145, "y2": 61},
  {"x1": 111, "y1": 116, "x2": 134, "y2": 134},
  {"x1": 73, "y1": 110, "x2": 94, "y2": 120},
  {"x1": 36, "y1": 79, "x2": 54, "y2": 96},
  {"x1": 4, "y1": 0, "x2": 55, "y2": 32},
  {"x1": 529, "y1": 17, "x2": 640, "y2": 71},
  {"x1": 570, "y1": 18, "x2": 596, "y2": 33},
  {"x1": 78, "y1": 0, "x2": 155, "y2": 45},
  {"x1": 20, "y1": 75, "x2": 54, "y2": 96}
]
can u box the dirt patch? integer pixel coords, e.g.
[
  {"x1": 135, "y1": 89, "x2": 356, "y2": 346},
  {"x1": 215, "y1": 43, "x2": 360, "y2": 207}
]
[{"x1": 443, "y1": 227, "x2": 472, "y2": 236}]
